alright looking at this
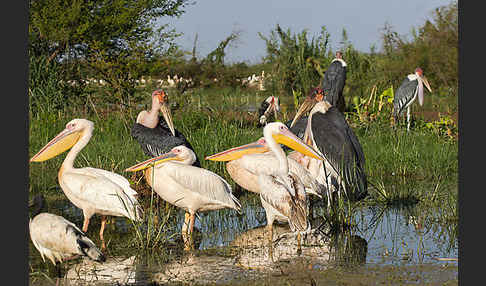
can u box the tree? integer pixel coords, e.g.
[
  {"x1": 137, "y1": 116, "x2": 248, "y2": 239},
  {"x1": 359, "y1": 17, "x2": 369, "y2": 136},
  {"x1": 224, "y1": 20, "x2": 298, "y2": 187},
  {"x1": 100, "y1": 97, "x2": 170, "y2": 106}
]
[{"x1": 29, "y1": 0, "x2": 192, "y2": 105}]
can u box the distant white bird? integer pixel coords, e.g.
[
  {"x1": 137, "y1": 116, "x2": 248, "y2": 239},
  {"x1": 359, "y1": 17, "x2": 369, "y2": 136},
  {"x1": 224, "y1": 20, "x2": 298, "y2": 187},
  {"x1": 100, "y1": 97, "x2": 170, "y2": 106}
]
[
  {"x1": 125, "y1": 145, "x2": 241, "y2": 250},
  {"x1": 29, "y1": 195, "x2": 105, "y2": 265},
  {"x1": 30, "y1": 118, "x2": 143, "y2": 250}
]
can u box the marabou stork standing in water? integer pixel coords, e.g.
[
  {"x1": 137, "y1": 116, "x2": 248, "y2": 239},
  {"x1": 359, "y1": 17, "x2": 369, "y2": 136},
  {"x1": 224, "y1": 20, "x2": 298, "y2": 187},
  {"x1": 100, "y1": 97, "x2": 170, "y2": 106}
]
[
  {"x1": 258, "y1": 95, "x2": 280, "y2": 126},
  {"x1": 125, "y1": 145, "x2": 241, "y2": 251},
  {"x1": 30, "y1": 119, "x2": 144, "y2": 250},
  {"x1": 290, "y1": 88, "x2": 368, "y2": 206},
  {"x1": 29, "y1": 195, "x2": 106, "y2": 266},
  {"x1": 321, "y1": 51, "x2": 347, "y2": 112},
  {"x1": 393, "y1": 67, "x2": 433, "y2": 131},
  {"x1": 206, "y1": 122, "x2": 325, "y2": 260},
  {"x1": 131, "y1": 89, "x2": 200, "y2": 167}
]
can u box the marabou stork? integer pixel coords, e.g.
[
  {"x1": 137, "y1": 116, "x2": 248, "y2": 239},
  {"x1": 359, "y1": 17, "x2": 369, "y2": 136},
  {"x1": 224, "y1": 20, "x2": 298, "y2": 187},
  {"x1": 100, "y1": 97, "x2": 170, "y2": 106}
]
[
  {"x1": 131, "y1": 89, "x2": 201, "y2": 167},
  {"x1": 206, "y1": 122, "x2": 325, "y2": 259},
  {"x1": 290, "y1": 89, "x2": 368, "y2": 205},
  {"x1": 258, "y1": 95, "x2": 280, "y2": 126},
  {"x1": 393, "y1": 67, "x2": 433, "y2": 131},
  {"x1": 321, "y1": 51, "x2": 347, "y2": 112},
  {"x1": 29, "y1": 194, "x2": 106, "y2": 265},
  {"x1": 125, "y1": 145, "x2": 241, "y2": 251},
  {"x1": 30, "y1": 119, "x2": 144, "y2": 250}
]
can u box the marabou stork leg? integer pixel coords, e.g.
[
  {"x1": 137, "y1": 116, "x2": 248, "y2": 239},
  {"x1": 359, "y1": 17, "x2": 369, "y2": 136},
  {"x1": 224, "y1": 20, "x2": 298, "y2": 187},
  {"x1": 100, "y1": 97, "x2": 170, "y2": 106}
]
[
  {"x1": 407, "y1": 106, "x2": 411, "y2": 131},
  {"x1": 99, "y1": 215, "x2": 107, "y2": 250}
]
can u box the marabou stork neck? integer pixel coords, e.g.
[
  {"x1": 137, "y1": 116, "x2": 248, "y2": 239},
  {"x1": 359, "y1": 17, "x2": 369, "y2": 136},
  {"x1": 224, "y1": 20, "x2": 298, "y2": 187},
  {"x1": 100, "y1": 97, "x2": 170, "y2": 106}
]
[
  {"x1": 29, "y1": 194, "x2": 106, "y2": 266},
  {"x1": 258, "y1": 95, "x2": 280, "y2": 126},
  {"x1": 321, "y1": 51, "x2": 347, "y2": 112},
  {"x1": 393, "y1": 67, "x2": 433, "y2": 131},
  {"x1": 131, "y1": 89, "x2": 200, "y2": 166},
  {"x1": 125, "y1": 145, "x2": 241, "y2": 251},
  {"x1": 30, "y1": 119, "x2": 144, "y2": 250},
  {"x1": 290, "y1": 88, "x2": 368, "y2": 205}
]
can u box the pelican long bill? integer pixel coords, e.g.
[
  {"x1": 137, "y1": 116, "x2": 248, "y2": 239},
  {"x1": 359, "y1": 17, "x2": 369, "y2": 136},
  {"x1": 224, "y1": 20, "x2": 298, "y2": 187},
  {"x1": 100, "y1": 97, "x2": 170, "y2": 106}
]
[
  {"x1": 272, "y1": 128, "x2": 324, "y2": 161},
  {"x1": 125, "y1": 151, "x2": 180, "y2": 172},
  {"x1": 205, "y1": 139, "x2": 269, "y2": 162},
  {"x1": 30, "y1": 128, "x2": 82, "y2": 162}
]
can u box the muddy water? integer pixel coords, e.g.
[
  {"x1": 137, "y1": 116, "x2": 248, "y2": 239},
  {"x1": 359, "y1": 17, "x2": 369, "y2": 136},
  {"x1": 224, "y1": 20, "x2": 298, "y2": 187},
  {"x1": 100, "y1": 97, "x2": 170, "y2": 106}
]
[{"x1": 29, "y1": 192, "x2": 458, "y2": 285}]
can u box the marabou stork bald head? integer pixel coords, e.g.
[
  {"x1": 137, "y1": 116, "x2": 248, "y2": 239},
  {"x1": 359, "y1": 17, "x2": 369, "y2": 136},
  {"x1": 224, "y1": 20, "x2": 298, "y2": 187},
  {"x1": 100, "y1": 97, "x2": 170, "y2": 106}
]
[
  {"x1": 290, "y1": 87, "x2": 325, "y2": 128},
  {"x1": 152, "y1": 89, "x2": 175, "y2": 136}
]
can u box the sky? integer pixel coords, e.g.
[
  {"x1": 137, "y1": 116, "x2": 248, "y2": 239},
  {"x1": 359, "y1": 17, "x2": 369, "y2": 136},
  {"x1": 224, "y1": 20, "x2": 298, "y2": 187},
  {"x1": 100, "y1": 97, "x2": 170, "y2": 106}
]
[{"x1": 159, "y1": 0, "x2": 453, "y2": 64}]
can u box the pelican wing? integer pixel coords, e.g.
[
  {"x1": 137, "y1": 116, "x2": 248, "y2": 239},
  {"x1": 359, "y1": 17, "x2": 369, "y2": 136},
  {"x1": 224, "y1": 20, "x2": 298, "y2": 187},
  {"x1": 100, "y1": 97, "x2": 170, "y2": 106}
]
[
  {"x1": 393, "y1": 77, "x2": 418, "y2": 116},
  {"x1": 83, "y1": 167, "x2": 137, "y2": 196},
  {"x1": 321, "y1": 60, "x2": 346, "y2": 107},
  {"x1": 259, "y1": 174, "x2": 308, "y2": 232},
  {"x1": 310, "y1": 107, "x2": 367, "y2": 200},
  {"x1": 61, "y1": 169, "x2": 142, "y2": 220},
  {"x1": 131, "y1": 116, "x2": 201, "y2": 167},
  {"x1": 163, "y1": 163, "x2": 241, "y2": 211}
]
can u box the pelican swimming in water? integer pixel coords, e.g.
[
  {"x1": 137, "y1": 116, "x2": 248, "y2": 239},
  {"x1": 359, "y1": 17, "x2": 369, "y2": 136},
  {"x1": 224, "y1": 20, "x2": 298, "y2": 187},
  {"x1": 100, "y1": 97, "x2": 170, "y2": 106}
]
[
  {"x1": 125, "y1": 145, "x2": 241, "y2": 250},
  {"x1": 29, "y1": 194, "x2": 106, "y2": 265},
  {"x1": 30, "y1": 119, "x2": 143, "y2": 250},
  {"x1": 206, "y1": 122, "x2": 325, "y2": 259},
  {"x1": 131, "y1": 89, "x2": 200, "y2": 166},
  {"x1": 290, "y1": 88, "x2": 368, "y2": 205}
]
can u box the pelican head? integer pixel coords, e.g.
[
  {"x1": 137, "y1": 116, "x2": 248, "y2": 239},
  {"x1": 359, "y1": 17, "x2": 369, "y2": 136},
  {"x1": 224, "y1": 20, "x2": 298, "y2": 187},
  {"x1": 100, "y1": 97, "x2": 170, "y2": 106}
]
[
  {"x1": 30, "y1": 119, "x2": 94, "y2": 162},
  {"x1": 290, "y1": 87, "x2": 325, "y2": 128},
  {"x1": 206, "y1": 122, "x2": 324, "y2": 162},
  {"x1": 414, "y1": 67, "x2": 432, "y2": 106},
  {"x1": 125, "y1": 145, "x2": 196, "y2": 172},
  {"x1": 153, "y1": 89, "x2": 175, "y2": 136}
]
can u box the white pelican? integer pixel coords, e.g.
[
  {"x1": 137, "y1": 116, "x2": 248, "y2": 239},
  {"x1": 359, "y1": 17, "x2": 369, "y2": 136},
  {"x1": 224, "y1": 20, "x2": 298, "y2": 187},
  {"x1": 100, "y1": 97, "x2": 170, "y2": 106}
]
[
  {"x1": 393, "y1": 67, "x2": 433, "y2": 131},
  {"x1": 131, "y1": 89, "x2": 200, "y2": 166},
  {"x1": 206, "y1": 122, "x2": 325, "y2": 259},
  {"x1": 290, "y1": 90, "x2": 368, "y2": 205},
  {"x1": 205, "y1": 137, "x2": 325, "y2": 198},
  {"x1": 125, "y1": 145, "x2": 241, "y2": 250},
  {"x1": 29, "y1": 195, "x2": 105, "y2": 265},
  {"x1": 30, "y1": 118, "x2": 143, "y2": 250}
]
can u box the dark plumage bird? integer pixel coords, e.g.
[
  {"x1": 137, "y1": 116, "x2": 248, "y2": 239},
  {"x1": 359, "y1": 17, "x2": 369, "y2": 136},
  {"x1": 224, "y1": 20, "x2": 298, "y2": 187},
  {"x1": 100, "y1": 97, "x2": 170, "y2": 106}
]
[
  {"x1": 29, "y1": 194, "x2": 106, "y2": 265},
  {"x1": 257, "y1": 95, "x2": 280, "y2": 126},
  {"x1": 290, "y1": 87, "x2": 367, "y2": 204},
  {"x1": 393, "y1": 67, "x2": 433, "y2": 131},
  {"x1": 131, "y1": 89, "x2": 201, "y2": 167},
  {"x1": 321, "y1": 51, "x2": 347, "y2": 112}
]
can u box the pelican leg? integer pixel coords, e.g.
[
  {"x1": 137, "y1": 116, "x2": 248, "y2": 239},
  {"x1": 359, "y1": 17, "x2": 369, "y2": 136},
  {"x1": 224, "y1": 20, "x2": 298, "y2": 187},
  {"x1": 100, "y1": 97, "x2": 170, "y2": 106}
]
[
  {"x1": 82, "y1": 216, "x2": 90, "y2": 233},
  {"x1": 297, "y1": 232, "x2": 302, "y2": 256},
  {"x1": 266, "y1": 223, "x2": 274, "y2": 262},
  {"x1": 189, "y1": 212, "x2": 196, "y2": 249},
  {"x1": 100, "y1": 215, "x2": 107, "y2": 250},
  {"x1": 182, "y1": 212, "x2": 191, "y2": 251}
]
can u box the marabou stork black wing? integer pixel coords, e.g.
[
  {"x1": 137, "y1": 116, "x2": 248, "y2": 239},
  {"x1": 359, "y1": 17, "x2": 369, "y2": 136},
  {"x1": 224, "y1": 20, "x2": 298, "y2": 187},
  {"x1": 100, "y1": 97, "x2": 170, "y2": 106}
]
[
  {"x1": 285, "y1": 116, "x2": 308, "y2": 140},
  {"x1": 321, "y1": 61, "x2": 346, "y2": 107},
  {"x1": 393, "y1": 77, "x2": 419, "y2": 117},
  {"x1": 131, "y1": 116, "x2": 201, "y2": 167},
  {"x1": 311, "y1": 107, "x2": 367, "y2": 200}
]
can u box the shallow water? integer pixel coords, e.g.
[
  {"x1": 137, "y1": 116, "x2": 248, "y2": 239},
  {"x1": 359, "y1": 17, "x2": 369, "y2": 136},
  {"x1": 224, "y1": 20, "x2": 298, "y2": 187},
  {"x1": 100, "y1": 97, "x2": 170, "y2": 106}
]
[{"x1": 29, "y1": 191, "x2": 458, "y2": 285}]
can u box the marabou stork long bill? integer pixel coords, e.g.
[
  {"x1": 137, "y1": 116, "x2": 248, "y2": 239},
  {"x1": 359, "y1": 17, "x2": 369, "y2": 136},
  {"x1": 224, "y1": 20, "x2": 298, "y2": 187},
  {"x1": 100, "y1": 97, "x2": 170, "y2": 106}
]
[
  {"x1": 206, "y1": 122, "x2": 325, "y2": 259},
  {"x1": 30, "y1": 119, "x2": 144, "y2": 250},
  {"x1": 125, "y1": 145, "x2": 241, "y2": 251},
  {"x1": 393, "y1": 67, "x2": 433, "y2": 131},
  {"x1": 131, "y1": 89, "x2": 200, "y2": 166},
  {"x1": 290, "y1": 88, "x2": 368, "y2": 204}
]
